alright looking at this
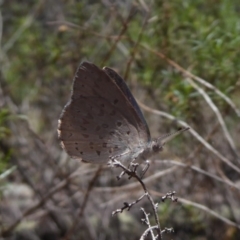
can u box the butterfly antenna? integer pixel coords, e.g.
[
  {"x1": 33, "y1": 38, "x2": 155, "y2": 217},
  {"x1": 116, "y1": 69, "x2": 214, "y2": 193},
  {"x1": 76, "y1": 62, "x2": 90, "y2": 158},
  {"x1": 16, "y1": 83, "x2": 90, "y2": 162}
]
[{"x1": 158, "y1": 127, "x2": 190, "y2": 145}]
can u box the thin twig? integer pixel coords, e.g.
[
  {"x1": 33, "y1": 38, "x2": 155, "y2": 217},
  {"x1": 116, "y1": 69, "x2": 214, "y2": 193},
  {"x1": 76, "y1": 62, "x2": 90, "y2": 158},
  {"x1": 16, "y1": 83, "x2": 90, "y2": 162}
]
[
  {"x1": 101, "y1": 6, "x2": 136, "y2": 65},
  {"x1": 141, "y1": 208, "x2": 155, "y2": 239},
  {"x1": 112, "y1": 193, "x2": 146, "y2": 215},
  {"x1": 0, "y1": 166, "x2": 16, "y2": 180},
  {"x1": 95, "y1": 166, "x2": 177, "y2": 193},
  {"x1": 151, "y1": 190, "x2": 240, "y2": 230},
  {"x1": 111, "y1": 160, "x2": 163, "y2": 240},
  {"x1": 124, "y1": 11, "x2": 149, "y2": 80},
  {"x1": 160, "y1": 160, "x2": 240, "y2": 191},
  {"x1": 140, "y1": 225, "x2": 159, "y2": 240},
  {"x1": 185, "y1": 77, "x2": 239, "y2": 159}
]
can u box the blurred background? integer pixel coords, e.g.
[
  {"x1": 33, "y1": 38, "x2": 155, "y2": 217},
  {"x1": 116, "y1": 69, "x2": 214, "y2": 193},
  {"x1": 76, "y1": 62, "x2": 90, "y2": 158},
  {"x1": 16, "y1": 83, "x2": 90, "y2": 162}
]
[{"x1": 1, "y1": 0, "x2": 240, "y2": 239}]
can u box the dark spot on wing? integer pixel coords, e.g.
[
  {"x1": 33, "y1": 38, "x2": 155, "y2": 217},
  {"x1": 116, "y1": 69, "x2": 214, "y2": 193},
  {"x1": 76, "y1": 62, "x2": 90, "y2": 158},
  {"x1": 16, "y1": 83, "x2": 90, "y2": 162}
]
[
  {"x1": 110, "y1": 110, "x2": 116, "y2": 116},
  {"x1": 80, "y1": 126, "x2": 87, "y2": 131},
  {"x1": 86, "y1": 113, "x2": 94, "y2": 119},
  {"x1": 98, "y1": 109, "x2": 105, "y2": 116},
  {"x1": 95, "y1": 126, "x2": 101, "y2": 131},
  {"x1": 82, "y1": 118, "x2": 90, "y2": 124}
]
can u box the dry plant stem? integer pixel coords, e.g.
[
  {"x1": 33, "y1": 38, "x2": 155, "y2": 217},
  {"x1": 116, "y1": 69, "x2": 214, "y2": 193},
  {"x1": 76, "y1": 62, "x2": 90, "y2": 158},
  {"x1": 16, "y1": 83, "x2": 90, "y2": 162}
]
[
  {"x1": 112, "y1": 193, "x2": 147, "y2": 215},
  {"x1": 161, "y1": 191, "x2": 177, "y2": 202},
  {"x1": 141, "y1": 208, "x2": 155, "y2": 240},
  {"x1": 140, "y1": 226, "x2": 160, "y2": 240},
  {"x1": 177, "y1": 197, "x2": 240, "y2": 230},
  {"x1": 141, "y1": 44, "x2": 240, "y2": 117},
  {"x1": 151, "y1": 190, "x2": 240, "y2": 230},
  {"x1": 95, "y1": 166, "x2": 177, "y2": 193},
  {"x1": 185, "y1": 77, "x2": 239, "y2": 159},
  {"x1": 62, "y1": 166, "x2": 102, "y2": 240},
  {"x1": 124, "y1": 11, "x2": 149, "y2": 80},
  {"x1": 102, "y1": 184, "x2": 240, "y2": 231},
  {"x1": 217, "y1": 181, "x2": 239, "y2": 225},
  {"x1": 98, "y1": 167, "x2": 178, "y2": 209},
  {"x1": 161, "y1": 228, "x2": 174, "y2": 234},
  {"x1": 214, "y1": 160, "x2": 240, "y2": 223},
  {"x1": 0, "y1": 166, "x2": 16, "y2": 180},
  {"x1": 184, "y1": 121, "x2": 240, "y2": 190},
  {"x1": 138, "y1": 102, "x2": 240, "y2": 175},
  {"x1": 186, "y1": 121, "x2": 220, "y2": 162},
  {"x1": 111, "y1": 160, "x2": 163, "y2": 240},
  {"x1": 101, "y1": 6, "x2": 135, "y2": 65},
  {"x1": 161, "y1": 160, "x2": 240, "y2": 191},
  {"x1": 100, "y1": 162, "x2": 240, "y2": 229},
  {"x1": 215, "y1": 159, "x2": 237, "y2": 188}
]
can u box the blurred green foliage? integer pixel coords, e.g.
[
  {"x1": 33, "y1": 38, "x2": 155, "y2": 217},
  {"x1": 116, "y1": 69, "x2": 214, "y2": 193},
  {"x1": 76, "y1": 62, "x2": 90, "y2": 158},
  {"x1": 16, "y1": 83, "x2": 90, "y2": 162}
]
[
  {"x1": 3, "y1": 0, "x2": 240, "y2": 100},
  {"x1": 1, "y1": 0, "x2": 240, "y2": 239}
]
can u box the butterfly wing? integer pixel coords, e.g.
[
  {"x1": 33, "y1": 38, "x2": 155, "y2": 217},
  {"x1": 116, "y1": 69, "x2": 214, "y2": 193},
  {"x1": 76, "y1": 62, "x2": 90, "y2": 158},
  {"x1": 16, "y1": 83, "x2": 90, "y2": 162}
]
[
  {"x1": 58, "y1": 62, "x2": 150, "y2": 163},
  {"x1": 103, "y1": 67, "x2": 151, "y2": 142}
]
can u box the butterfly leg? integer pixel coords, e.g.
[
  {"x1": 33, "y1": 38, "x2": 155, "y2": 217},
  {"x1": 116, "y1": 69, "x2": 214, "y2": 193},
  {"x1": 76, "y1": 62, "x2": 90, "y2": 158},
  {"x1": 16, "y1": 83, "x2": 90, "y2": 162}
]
[
  {"x1": 117, "y1": 162, "x2": 139, "y2": 180},
  {"x1": 140, "y1": 160, "x2": 150, "y2": 178},
  {"x1": 129, "y1": 161, "x2": 139, "y2": 172},
  {"x1": 117, "y1": 161, "x2": 140, "y2": 180},
  {"x1": 108, "y1": 156, "x2": 141, "y2": 180},
  {"x1": 108, "y1": 151, "x2": 134, "y2": 179},
  {"x1": 117, "y1": 169, "x2": 126, "y2": 180},
  {"x1": 108, "y1": 157, "x2": 127, "y2": 180}
]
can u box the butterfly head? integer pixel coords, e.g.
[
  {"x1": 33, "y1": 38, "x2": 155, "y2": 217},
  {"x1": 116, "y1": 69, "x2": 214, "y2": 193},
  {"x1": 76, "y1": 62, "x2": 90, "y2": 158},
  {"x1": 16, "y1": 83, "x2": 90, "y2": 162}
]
[
  {"x1": 148, "y1": 127, "x2": 190, "y2": 157},
  {"x1": 151, "y1": 139, "x2": 164, "y2": 153}
]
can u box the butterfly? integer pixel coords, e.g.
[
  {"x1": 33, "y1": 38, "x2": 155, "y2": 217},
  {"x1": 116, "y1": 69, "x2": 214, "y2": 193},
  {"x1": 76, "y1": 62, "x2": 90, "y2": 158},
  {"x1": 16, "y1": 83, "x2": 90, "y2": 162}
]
[{"x1": 58, "y1": 62, "x2": 189, "y2": 164}]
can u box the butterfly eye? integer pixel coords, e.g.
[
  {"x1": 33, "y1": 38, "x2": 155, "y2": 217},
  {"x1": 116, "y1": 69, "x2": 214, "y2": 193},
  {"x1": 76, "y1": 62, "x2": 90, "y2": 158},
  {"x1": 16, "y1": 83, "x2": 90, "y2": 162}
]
[{"x1": 152, "y1": 141, "x2": 162, "y2": 152}]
